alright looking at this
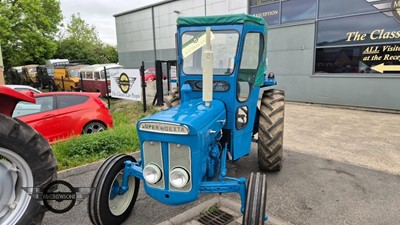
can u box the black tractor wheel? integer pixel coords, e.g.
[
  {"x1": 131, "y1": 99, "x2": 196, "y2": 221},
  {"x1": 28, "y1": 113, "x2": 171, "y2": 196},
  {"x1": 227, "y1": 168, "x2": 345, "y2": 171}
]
[
  {"x1": 242, "y1": 172, "x2": 267, "y2": 225},
  {"x1": 88, "y1": 154, "x2": 140, "y2": 225},
  {"x1": 258, "y1": 89, "x2": 285, "y2": 172},
  {"x1": 163, "y1": 88, "x2": 180, "y2": 109},
  {"x1": 0, "y1": 114, "x2": 58, "y2": 225}
]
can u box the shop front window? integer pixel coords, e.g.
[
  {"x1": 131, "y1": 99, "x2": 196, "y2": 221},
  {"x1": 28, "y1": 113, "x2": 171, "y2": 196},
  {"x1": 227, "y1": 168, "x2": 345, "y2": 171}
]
[
  {"x1": 317, "y1": 12, "x2": 400, "y2": 47},
  {"x1": 281, "y1": 0, "x2": 317, "y2": 24},
  {"x1": 316, "y1": 9, "x2": 400, "y2": 75},
  {"x1": 318, "y1": 0, "x2": 390, "y2": 19},
  {"x1": 250, "y1": 2, "x2": 280, "y2": 26},
  {"x1": 315, "y1": 44, "x2": 400, "y2": 74}
]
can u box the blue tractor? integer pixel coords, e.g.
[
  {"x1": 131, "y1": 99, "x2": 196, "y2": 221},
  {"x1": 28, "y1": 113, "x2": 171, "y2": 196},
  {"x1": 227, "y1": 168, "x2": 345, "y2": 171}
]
[{"x1": 88, "y1": 14, "x2": 285, "y2": 225}]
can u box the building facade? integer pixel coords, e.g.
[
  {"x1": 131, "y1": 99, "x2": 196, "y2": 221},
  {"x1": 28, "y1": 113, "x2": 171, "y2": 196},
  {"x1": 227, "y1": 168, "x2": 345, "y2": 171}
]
[{"x1": 114, "y1": 0, "x2": 400, "y2": 110}]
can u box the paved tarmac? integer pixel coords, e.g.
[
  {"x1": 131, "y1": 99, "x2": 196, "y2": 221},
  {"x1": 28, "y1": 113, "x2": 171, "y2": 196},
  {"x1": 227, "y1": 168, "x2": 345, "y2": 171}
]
[{"x1": 42, "y1": 102, "x2": 400, "y2": 225}]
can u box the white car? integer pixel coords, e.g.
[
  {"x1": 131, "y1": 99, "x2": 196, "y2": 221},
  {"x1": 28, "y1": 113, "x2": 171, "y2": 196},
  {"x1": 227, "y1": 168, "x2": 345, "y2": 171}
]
[{"x1": 5, "y1": 85, "x2": 42, "y2": 94}]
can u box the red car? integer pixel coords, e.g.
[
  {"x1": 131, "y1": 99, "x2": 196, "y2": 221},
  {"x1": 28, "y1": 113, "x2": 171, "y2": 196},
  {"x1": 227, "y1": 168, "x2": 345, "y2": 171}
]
[
  {"x1": 145, "y1": 68, "x2": 166, "y2": 81},
  {"x1": 12, "y1": 92, "x2": 113, "y2": 144}
]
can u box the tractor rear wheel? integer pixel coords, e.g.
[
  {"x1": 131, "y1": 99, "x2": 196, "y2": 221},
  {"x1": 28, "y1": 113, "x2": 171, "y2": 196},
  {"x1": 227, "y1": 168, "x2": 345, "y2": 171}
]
[
  {"x1": 88, "y1": 154, "x2": 140, "y2": 225},
  {"x1": 0, "y1": 114, "x2": 58, "y2": 225},
  {"x1": 258, "y1": 89, "x2": 285, "y2": 172},
  {"x1": 242, "y1": 172, "x2": 267, "y2": 225}
]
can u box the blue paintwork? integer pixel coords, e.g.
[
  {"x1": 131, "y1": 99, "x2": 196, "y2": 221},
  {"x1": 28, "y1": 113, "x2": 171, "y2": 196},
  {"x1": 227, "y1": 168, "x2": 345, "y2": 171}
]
[
  {"x1": 136, "y1": 99, "x2": 227, "y2": 205},
  {"x1": 177, "y1": 23, "x2": 268, "y2": 161},
  {"x1": 262, "y1": 77, "x2": 277, "y2": 87},
  {"x1": 118, "y1": 18, "x2": 274, "y2": 219}
]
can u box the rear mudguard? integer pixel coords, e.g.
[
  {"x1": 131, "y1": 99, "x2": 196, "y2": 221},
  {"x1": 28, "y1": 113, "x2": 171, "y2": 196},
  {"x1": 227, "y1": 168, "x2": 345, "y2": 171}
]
[{"x1": 0, "y1": 85, "x2": 36, "y2": 116}]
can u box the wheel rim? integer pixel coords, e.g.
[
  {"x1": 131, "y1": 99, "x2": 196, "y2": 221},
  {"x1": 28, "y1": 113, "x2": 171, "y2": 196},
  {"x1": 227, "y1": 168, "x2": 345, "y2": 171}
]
[
  {"x1": 0, "y1": 147, "x2": 34, "y2": 225},
  {"x1": 108, "y1": 170, "x2": 136, "y2": 216},
  {"x1": 84, "y1": 123, "x2": 105, "y2": 134}
]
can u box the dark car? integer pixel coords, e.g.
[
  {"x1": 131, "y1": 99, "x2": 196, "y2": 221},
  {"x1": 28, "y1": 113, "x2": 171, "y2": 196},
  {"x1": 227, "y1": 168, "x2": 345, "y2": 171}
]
[{"x1": 36, "y1": 65, "x2": 58, "y2": 91}]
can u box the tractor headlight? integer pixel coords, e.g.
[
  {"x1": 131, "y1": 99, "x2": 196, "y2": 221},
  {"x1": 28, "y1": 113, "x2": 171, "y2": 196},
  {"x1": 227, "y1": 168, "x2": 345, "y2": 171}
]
[
  {"x1": 143, "y1": 164, "x2": 162, "y2": 184},
  {"x1": 169, "y1": 167, "x2": 190, "y2": 188}
]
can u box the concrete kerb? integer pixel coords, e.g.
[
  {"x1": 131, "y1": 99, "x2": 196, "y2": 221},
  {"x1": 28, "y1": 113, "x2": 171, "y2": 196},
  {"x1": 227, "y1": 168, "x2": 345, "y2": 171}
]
[
  {"x1": 157, "y1": 196, "x2": 244, "y2": 225},
  {"x1": 157, "y1": 195, "x2": 296, "y2": 225},
  {"x1": 57, "y1": 151, "x2": 141, "y2": 179}
]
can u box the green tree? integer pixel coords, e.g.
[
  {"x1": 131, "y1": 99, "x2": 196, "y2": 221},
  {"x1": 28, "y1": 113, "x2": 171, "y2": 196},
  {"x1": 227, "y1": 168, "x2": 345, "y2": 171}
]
[
  {"x1": 55, "y1": 13, "x2": 118, "y2": 64},
  {"x1": 0, "y1": 0, "x2": 62, "y2": 68}
]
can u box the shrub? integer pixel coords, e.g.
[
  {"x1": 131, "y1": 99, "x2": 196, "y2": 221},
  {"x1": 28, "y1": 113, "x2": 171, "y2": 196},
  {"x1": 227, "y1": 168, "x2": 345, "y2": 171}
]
[{"x1": 52, "y1": 100, "x2": 157, "y2": 170}]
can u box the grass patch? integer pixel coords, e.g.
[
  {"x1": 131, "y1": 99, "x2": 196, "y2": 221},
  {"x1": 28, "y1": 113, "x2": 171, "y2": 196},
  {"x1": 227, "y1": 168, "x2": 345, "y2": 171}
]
[{"x1": 52, "y1": 99, "x2": 158, "y2": 170}]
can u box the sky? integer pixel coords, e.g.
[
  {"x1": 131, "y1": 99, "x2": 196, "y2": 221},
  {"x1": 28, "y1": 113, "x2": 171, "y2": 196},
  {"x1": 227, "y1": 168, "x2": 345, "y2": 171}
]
[{"x1": 59, "y1": 0, "x2": 162, "y2": 46}]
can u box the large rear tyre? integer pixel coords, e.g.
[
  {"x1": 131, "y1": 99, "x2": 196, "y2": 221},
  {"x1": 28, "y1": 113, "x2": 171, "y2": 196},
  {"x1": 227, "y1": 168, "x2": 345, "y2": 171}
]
[
  {"x1": 242, "y1": 172, "x2": 267, "y2": 225},
  {"x1": 0, "y1": 114, "x2": 58, "y2": 225},
  {"x1": 88, "y1": 154, "x2": 140, "y2": 225},
  {"x1": 258, "y1": 89, "x2": 285, "y2": 172}
]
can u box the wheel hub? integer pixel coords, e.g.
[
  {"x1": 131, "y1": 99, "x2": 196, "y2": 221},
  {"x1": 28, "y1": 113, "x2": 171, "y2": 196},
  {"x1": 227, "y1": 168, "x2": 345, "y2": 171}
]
[
  {"x1": 108, "y1": 171, "x2": 136, "y2": 216},
  {"x1": 0, "y1": 147, "x2": 34, "y2": 225},
  {"x1": 0, "y1": 159, "x2": 18, "y2": 218}
]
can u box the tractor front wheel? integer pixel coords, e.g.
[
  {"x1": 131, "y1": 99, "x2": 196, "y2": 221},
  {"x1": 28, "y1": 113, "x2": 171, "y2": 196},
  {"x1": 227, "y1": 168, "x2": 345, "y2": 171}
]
[
  {"x1": 242, "y1": 172, "x2": 267, "y2": 225},
  {"x1": 258, "y1": 89, "x2": 285, "y2": 172},
  {"x1": 88, "y1": 154, "x2": 140, "y2": 225}
]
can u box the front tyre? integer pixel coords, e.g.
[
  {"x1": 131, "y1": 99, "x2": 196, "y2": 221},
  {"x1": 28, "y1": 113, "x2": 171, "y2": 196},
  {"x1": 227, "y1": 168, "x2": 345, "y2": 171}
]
[
  {"x1": 88, "y1": 154, "x2": 140, "y2": 225},
  {"x1": 243, "y1": 172, "x2": 267, "y2": 225},
  {"x1": 0, "y1": 115, "x2": 57, "y2": 225},
  {"x1": 258, "y1": 89, "x2": 285, "y2": 172}
]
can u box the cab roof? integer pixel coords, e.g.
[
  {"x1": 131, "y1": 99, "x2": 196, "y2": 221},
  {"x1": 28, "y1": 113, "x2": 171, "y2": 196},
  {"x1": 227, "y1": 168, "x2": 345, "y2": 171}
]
[{"x1": 177, "y1": 14, "x2": 265, "y2": 27}]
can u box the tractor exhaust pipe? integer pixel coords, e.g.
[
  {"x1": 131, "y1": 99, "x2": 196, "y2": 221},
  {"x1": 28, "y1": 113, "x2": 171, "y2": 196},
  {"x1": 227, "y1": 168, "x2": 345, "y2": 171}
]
[{"x1": 203, "y1": 27, "x2": 213, "y2": 107}]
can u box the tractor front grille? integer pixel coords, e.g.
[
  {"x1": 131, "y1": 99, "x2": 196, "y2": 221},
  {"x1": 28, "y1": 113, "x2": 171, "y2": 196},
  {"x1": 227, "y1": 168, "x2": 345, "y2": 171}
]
[{"x1": 168, "y1": 143, "x2": 192, "y2": 192}]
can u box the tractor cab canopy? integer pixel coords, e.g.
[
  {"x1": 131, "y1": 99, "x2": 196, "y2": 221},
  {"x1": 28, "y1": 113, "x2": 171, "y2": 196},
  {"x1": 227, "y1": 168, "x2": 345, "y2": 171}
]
[
  {"x1": 177, "y1": 14, "x2": 265, "y2": 27},
  {"x1": 177, "y1": 14, "x2": 267, "y2": 87}
]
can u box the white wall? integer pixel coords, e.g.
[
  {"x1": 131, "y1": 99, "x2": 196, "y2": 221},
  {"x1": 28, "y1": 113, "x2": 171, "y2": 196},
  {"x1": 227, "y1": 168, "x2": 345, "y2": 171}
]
[
  {"x1": 206, "y1": 0, "x2": 247, "y2": 15},
  {"x1": 115, "y1": 8, "x2": 154, "y2": 53},
  {"x1": 116, "y1": 0, "x2": 248, "y2": 52}
]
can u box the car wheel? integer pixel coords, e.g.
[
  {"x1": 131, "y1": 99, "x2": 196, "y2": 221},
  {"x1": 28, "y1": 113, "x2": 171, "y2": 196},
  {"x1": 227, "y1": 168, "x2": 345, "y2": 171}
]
[
  {"x1": 83, "y1": 122, "x2": 106, "y2": 134},
  {"x1": 0, "y1": 114, "x2": 58, "y2": 225}
]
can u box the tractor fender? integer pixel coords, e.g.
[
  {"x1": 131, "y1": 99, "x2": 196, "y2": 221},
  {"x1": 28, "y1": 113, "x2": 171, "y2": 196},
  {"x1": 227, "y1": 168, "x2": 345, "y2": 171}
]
[{"x1": 0, "y1": 85, "x2": 36, "y2": 116}]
